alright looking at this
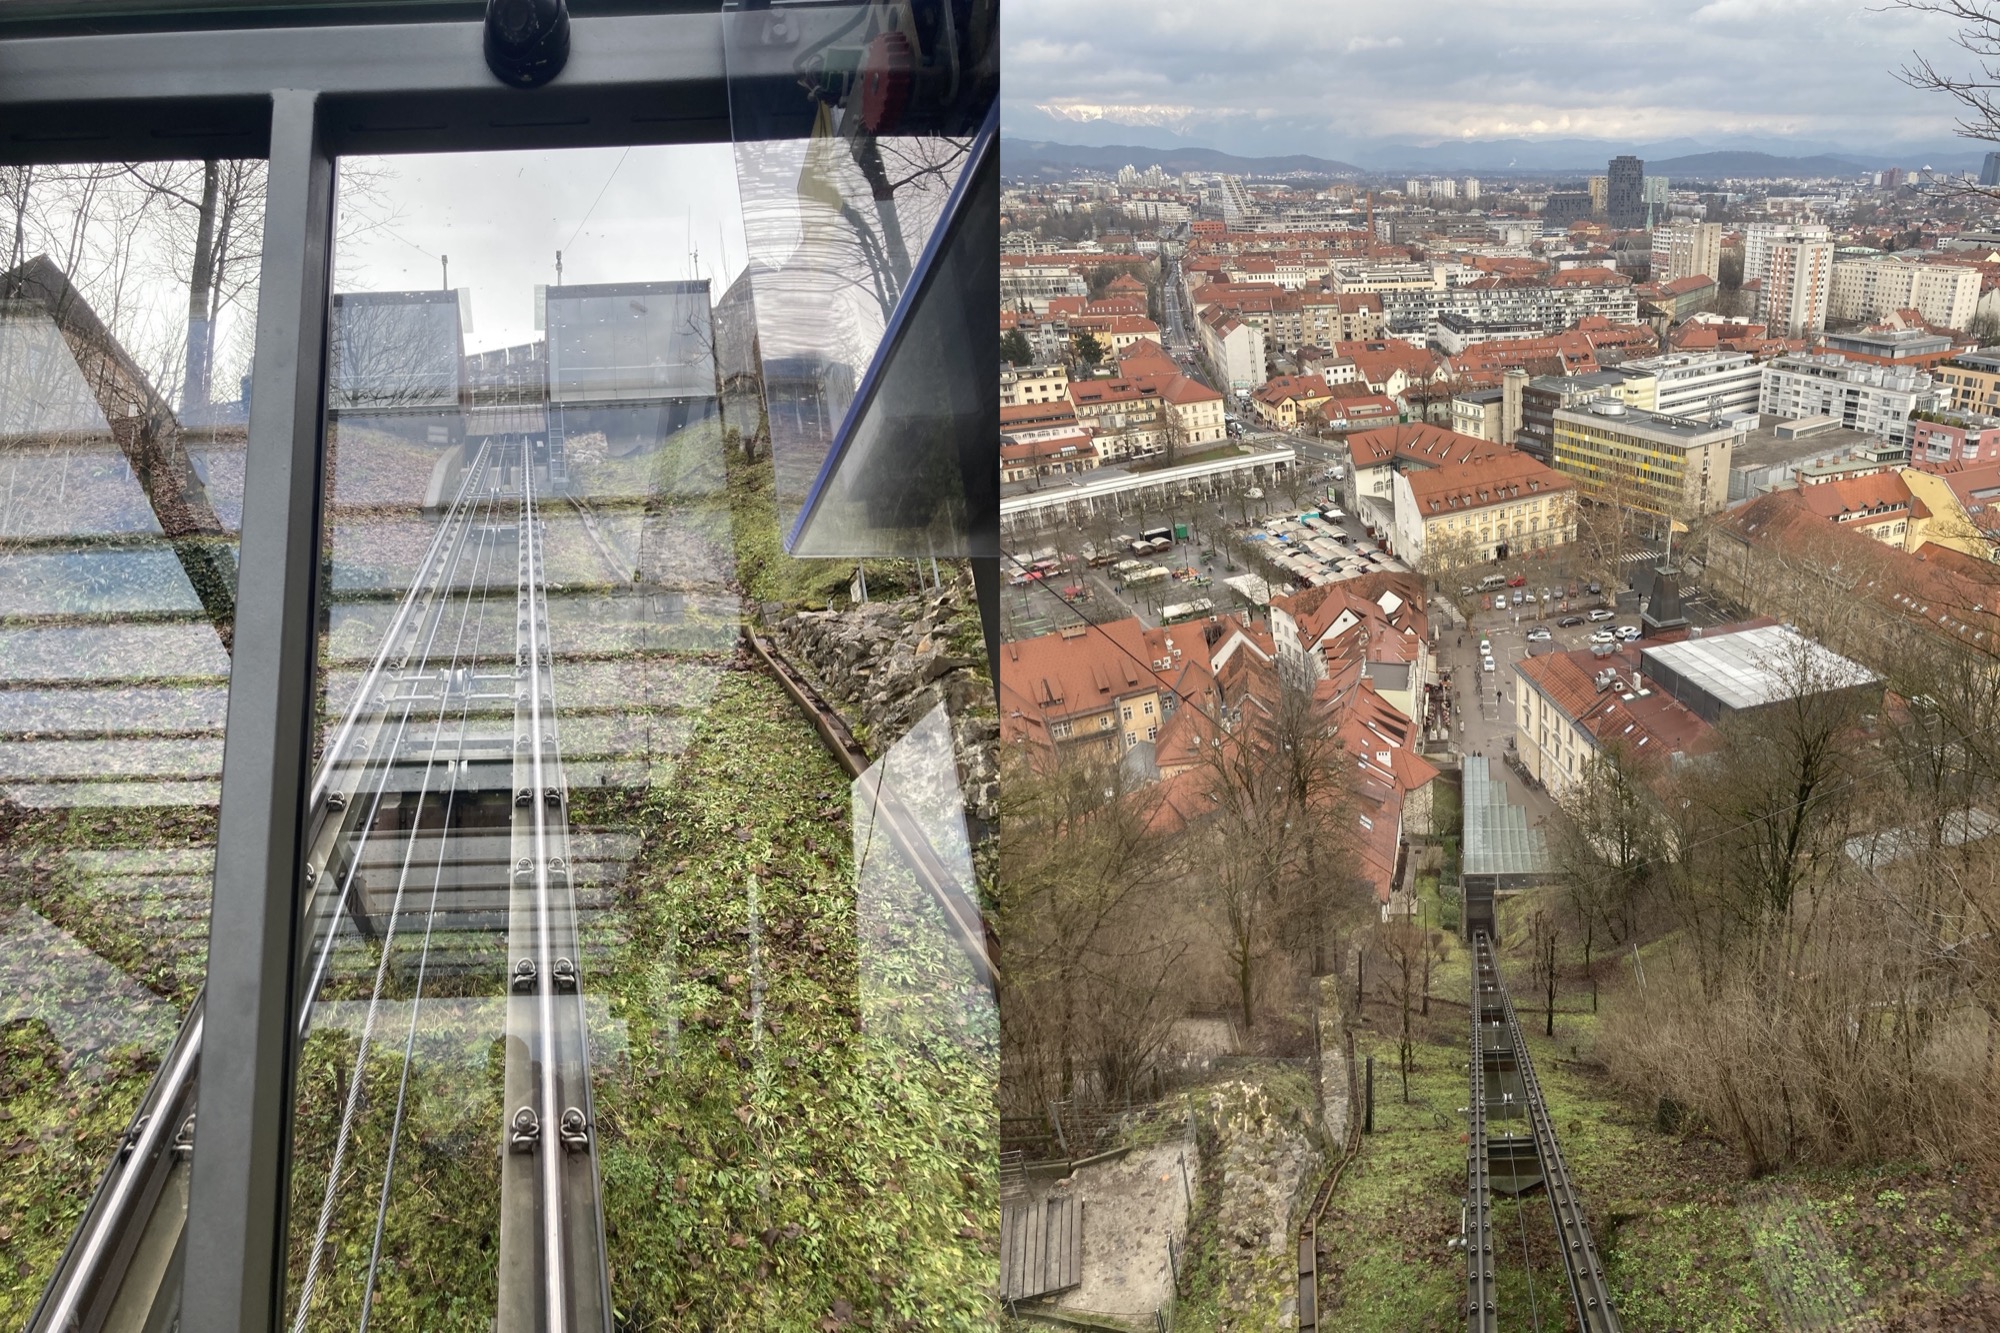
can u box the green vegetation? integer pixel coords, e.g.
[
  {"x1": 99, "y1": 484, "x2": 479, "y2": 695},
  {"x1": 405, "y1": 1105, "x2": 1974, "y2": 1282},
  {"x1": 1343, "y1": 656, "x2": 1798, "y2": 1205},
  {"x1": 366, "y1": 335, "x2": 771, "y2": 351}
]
[
  {"x1": 1313, "y1": 906, "x2": 2000, "y2": 1330},
  {"x1": 586, "y1": 668, "x2": 994, "y2": 1330},
  {"x1": 722, "y1": 428, "x2": 928, "y2": 613},
  {"x1": 1126, "y1": 443, "x2": 1246, "y2": 474},
  {"x1": 0, "y1": 804, "x2": 216, "y2": 1329}
]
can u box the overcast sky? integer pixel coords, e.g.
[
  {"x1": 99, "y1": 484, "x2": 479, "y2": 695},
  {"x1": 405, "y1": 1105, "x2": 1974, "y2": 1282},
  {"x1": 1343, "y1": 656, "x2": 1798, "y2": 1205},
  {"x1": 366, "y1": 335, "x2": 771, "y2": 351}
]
[
  {"x1": 337, "y1": 143, "x2": 749, "y2": 354},
  {"x1": 1003, "y1": 0, "x2": 1984, "y2": 161}
]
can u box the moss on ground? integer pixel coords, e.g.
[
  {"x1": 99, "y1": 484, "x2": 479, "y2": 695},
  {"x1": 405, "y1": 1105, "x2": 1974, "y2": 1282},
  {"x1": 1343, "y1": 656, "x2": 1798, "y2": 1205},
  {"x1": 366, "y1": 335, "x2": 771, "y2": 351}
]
[
  {"x1": 587, "y1": 664, "x2": 995, "y2": 1331},
  {"x1": 0, "y1": 803, "x2": 215, "y2": 1328},
  {"x1": 722, "y1": 432, "x2": 931, "y2": 613}
]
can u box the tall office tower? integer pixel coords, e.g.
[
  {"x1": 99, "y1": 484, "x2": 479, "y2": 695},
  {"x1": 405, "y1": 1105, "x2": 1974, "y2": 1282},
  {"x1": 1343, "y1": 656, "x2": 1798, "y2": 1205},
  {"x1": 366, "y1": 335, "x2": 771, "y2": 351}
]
[
  {"x1": 1764, "y1": 237, "x2": 1835, "y2": 338},
  {"x1": 1588, "y1": 175, "x2": 1608, "y2": 215},
  {"x1": 1607, "y1": 155, "x2": 1645, "y2": 227},
  {"x1": 1983, "y1": 153, "x2": 2000, "y2": 187}
]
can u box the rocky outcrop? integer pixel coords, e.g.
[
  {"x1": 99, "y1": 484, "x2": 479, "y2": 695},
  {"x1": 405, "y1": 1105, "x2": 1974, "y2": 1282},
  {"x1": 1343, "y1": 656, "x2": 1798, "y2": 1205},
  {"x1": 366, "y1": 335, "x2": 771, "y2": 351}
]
[
  {"x1": 1199, "y1": 1076, "x2": 1319, "y2": 1329},
  {"x1": 765, "y1": 573, "x2": 998, "y2": 833}
]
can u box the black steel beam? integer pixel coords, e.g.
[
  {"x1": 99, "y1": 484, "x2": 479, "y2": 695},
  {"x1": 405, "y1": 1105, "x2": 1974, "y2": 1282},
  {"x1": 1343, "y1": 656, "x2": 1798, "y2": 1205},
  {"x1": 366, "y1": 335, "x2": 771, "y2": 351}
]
[{"x1": 180, "y1": 87, "x2": 332, "y2": 1333}]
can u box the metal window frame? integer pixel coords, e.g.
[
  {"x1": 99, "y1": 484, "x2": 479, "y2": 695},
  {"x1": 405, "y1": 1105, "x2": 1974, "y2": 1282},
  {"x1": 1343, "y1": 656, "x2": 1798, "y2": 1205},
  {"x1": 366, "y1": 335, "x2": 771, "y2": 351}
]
[{"x1": 0, "y1": 16, "x2": 743, "y2": 1332}]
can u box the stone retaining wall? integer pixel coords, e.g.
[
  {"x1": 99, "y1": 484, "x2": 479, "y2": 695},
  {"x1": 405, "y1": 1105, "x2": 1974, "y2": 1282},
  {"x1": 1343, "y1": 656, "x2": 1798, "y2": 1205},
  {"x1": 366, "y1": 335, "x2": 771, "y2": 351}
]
[{"x1": 763, "y1": 572, "x2": 999, "y2": 833}]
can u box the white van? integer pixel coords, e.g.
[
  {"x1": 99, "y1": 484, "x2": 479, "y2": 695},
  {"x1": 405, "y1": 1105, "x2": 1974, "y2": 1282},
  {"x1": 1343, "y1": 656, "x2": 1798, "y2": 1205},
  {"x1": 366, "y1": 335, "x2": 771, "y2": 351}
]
[{"x1": 1477, "y1": 573, "x2": 1507, "y2": 592}]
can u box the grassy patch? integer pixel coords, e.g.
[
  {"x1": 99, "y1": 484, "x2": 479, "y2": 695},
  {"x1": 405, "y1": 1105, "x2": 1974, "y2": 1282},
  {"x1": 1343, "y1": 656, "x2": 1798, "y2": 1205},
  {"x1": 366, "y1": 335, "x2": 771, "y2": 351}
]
[
  {"x1": 587, "y1": 665, "x2": 995, "y2": 1330},
  {"x1": 0, "y1": 803, "x2": 215, "y2": 1328},
  {"x1": 1317, "y1": 914, "x2": 2000, "y2": 1330},
  {"x1": 722, "y1": 433, "x2": 930, "y2": 613}
]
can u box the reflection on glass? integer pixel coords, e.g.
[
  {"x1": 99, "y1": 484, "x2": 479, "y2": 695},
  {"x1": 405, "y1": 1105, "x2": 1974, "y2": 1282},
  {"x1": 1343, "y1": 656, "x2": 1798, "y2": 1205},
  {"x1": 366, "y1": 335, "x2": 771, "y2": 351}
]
[
  {"x1": 3, "y1": 160, "x2": 261, "y2": 1331},
  {"x1": 284, "y1": 144, "x2": 991, "y2": 1331},
  {"x1": 723, "y1": 0, "x2": 998, "y2": 558},
  {"x1": 852, "y1": 700, "x2": 996, "y2": 1047}
]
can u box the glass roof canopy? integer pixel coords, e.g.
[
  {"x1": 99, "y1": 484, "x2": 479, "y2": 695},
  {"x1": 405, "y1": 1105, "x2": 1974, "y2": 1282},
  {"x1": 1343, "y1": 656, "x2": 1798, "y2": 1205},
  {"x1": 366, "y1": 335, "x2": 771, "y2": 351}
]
[{"x1": 1462, "y1": 755, "x2": 1550, "y2": 884}]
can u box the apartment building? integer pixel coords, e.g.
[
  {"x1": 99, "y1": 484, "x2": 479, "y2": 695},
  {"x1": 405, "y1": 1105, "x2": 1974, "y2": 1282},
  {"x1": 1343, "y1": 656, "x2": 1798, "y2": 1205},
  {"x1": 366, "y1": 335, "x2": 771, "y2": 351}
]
[
  {"x1": 1379, "y1": 277, "x2": 1639, "y2": 337},
  {"x1": 1650, "y1": 221, "x2": 1723, "y2": 283},
  {"x1": 1513, "y1": 645, "x2": 1709, "y2": 798},
  {"x1": 1622, "y1": 350, "x2": 1762, "y2": 420},
  {"x1": 1452, "y1": 386, "x2": 1507, "y2": 442},
  {"x1": 1764, "y1": 238, "x2": 1835, "y2": 338},
  {"x1": 1331, "y1": 261, "x2": 1447, "y2": 296},
  {"x1": 998, "y1": 618, "x2": 1214, "y2": 757},
  {"x1": 1929, "y1": 350, "x2": 2000, "y2": 415},
  {"x1": 1758, "y1": 353, "x2": 1938, "y2": 449},
  {"x1": 1391, "y1": 449, "x2": 1578, "y2": 567},
  {"x1": 1198, "y1": 304, "x2": 1268, "y2": 391},
  {"x1": 1827, "y1": 256, "x2": 1980, "y2": 330},
  {"x1": 1551, "y1": 399, "x2": 1736, "y2": 514},
  {"x1": 1743, "y1": 221, "x2": 1831, "y2": 284},
  {"x1": 1066, "y1": 377, "x2": 1165, "y2": 461},
  {"x1": 1000, "y1": 257, "x2": 1088, "y2": 312},
  {"x1": 999, "y1": 362, "x2": 1068, "y2": 407}
]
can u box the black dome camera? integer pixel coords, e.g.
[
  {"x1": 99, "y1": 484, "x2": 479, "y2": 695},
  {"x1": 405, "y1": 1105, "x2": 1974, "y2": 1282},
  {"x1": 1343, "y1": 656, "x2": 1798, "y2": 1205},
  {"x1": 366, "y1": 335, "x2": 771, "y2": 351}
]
[{"x1": 484, "y1": 0, "x2": 570, "y2": 89}]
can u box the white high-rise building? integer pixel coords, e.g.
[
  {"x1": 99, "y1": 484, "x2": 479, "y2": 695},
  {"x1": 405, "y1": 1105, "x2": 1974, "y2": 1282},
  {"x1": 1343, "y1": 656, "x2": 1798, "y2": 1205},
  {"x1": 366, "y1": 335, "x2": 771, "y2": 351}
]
[
  {"x1": 1432, "y1": 178, "x2": 1457, "y2": 200},
  {"x1": 1827, "y1": 257, "x2": 1981, "y2": 331},
  {"x1": 1649, "y1": 221, "x2": 1723, "y2": 284},
  {"x1": 1463, "y1": 177, "x2": 1480, "y2": 201},
  {"x1": 1743, "y1": 221, "x2": 1831, "y2": 285},
  {"x1": 1764, "y1": 238, "x2": 1835, "y2": 338},
  {"x1": 1405, "y1": 178, "x2": 1423, "y2": 197}
]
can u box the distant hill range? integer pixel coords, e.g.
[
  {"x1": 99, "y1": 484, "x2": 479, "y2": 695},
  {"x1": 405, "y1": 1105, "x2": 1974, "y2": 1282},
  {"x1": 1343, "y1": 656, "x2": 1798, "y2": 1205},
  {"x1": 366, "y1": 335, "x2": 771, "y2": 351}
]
[
  {"x1": 1004, "y1": 138, "x2": 1973, "y2": 182},
  {"x1": 1644, "y1": 150, "x2": 1871, "y2": 179},
  {"x1": 1001, "y1": 139, "x2": 1364, "y2": 178}
]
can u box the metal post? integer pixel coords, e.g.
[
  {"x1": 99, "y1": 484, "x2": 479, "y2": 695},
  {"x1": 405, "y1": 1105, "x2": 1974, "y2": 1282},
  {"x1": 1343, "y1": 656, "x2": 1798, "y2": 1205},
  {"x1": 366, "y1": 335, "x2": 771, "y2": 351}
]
[
  {"x1": 1178, "y1": 1152, "x2": 1192, "y2": 1209},
  {"x1": 182, "y1": 88, "x2": 332, "y2": 1333},
  {"x1": 1364, "y1": 1055, "x2": 1375, "y2": 1134}
]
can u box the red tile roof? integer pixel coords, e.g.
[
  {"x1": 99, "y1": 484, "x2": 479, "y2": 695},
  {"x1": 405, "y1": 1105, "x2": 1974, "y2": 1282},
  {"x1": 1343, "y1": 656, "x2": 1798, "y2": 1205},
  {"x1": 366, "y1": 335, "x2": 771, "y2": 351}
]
[
  {"x1": 1402, "y1": 451, "x2": 1574, "y2": 516},
  {"x1": 1346, "y1": 422, "x2": 1507, "y2": 469}
]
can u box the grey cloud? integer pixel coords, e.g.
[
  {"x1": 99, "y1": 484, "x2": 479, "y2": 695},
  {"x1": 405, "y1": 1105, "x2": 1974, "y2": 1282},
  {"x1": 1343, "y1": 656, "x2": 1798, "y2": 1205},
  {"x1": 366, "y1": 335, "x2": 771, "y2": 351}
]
[{"x1": 1003, "y1": 0, "x2": 1975, "y2": 160}]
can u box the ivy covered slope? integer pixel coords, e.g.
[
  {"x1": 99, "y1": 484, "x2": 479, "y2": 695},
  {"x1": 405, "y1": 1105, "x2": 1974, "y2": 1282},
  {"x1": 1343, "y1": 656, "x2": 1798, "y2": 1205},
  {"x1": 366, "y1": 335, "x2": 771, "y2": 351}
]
[
  {"x1": 0, "y1": 802, "x2": 214, "y2": 1329},
  {"x1": 581, "y1": 661, "x2": 997, "y2": 1332}
]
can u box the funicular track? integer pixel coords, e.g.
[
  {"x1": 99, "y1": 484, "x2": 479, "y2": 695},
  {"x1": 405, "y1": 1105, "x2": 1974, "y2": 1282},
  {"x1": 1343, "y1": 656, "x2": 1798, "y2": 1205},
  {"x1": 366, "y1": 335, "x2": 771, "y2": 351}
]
[
  {"x1": 1465, "y1": 932, "x2": 1621, "y2": 1333},
  {"x1": 29, "y1": 437, "x2": 611, "y2": 1333}
]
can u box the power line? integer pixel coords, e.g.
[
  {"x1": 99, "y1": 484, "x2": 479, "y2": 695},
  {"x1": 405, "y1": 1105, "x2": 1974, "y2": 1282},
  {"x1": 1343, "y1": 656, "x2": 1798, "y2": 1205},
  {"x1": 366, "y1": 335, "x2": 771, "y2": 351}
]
[{"x1": 562, "y1": 146, "x2": 632, "y2": 262}]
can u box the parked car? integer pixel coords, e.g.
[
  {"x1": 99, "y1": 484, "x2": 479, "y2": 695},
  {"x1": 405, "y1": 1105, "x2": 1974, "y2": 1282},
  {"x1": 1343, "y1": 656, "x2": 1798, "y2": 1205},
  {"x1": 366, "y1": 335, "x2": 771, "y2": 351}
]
[
  {"x1": 1526, "y1": 627, "x2": 1552, "y2": 642},
  {"x1": 1460, "y1": 585, "x2": 1476, "y2": 597},
  {"x1": 1493, "y1": 594, "x2": 1508, "y2": 610},
  {"x1": 1587, "y1": 608, "x2": 1615, "y2": 622},
  {"x1": 1589, "y1": 629, "x2": 1616, "y2": 645},
  {"x1": 1557, "y1": 615, "x2": 1585, "y2": 628},
  {"x1": 1587, "y1": 581, "x2": 1602, "y2": 595},
  {"x1": 1507, "y1": 574, "x2": 1527, "y2": 587},
  {"x1": 1615, "y1": 624, "x2": 1642, "y2": 641},
  {"x1": 1511, "y1": 588, "x2": 1525, "y2": 605},
  {"x1": 1482, "y1": 655, "x2": 1496, "y2": 671}
]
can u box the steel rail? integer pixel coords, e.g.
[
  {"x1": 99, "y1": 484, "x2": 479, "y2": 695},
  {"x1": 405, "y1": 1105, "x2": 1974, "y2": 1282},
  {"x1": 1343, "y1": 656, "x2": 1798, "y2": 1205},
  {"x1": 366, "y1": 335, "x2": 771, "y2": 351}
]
[
  {"x1": 290, "y1": 450, "x2": 512, "y2": 1330},
  {"x1": 356, "y1": 466, "x2": 510, "y2": 1332},
  {"x1": 1492, "y1": 941, "x2": 1623, "y2": 1333},
  {"x1": 1466, "y1": 934, "x2": 1499, "y2": 1333},
  {"x1": 497, "y1": 455, "x2": 610, "y2": 1333}
]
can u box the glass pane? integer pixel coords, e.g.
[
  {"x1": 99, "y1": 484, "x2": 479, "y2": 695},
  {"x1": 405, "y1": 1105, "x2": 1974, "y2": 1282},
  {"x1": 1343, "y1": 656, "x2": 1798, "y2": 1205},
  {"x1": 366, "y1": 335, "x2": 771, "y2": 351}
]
[
  {"x1": 723, "y1": 0, "x2": 999, "y2": 558},
  {"x1": 2, "y1": 159, "x2": 262, "y2": 1331},
  {"x1": 286, "y1": 144, "x2": 993, "y2": 1331}
]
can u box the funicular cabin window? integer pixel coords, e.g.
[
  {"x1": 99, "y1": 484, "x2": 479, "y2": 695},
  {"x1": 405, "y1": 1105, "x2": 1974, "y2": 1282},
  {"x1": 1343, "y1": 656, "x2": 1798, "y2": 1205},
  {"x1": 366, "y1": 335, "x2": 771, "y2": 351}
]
[{"x1": 1, "y1": 5, "x2": 998, "y2": 1332}]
